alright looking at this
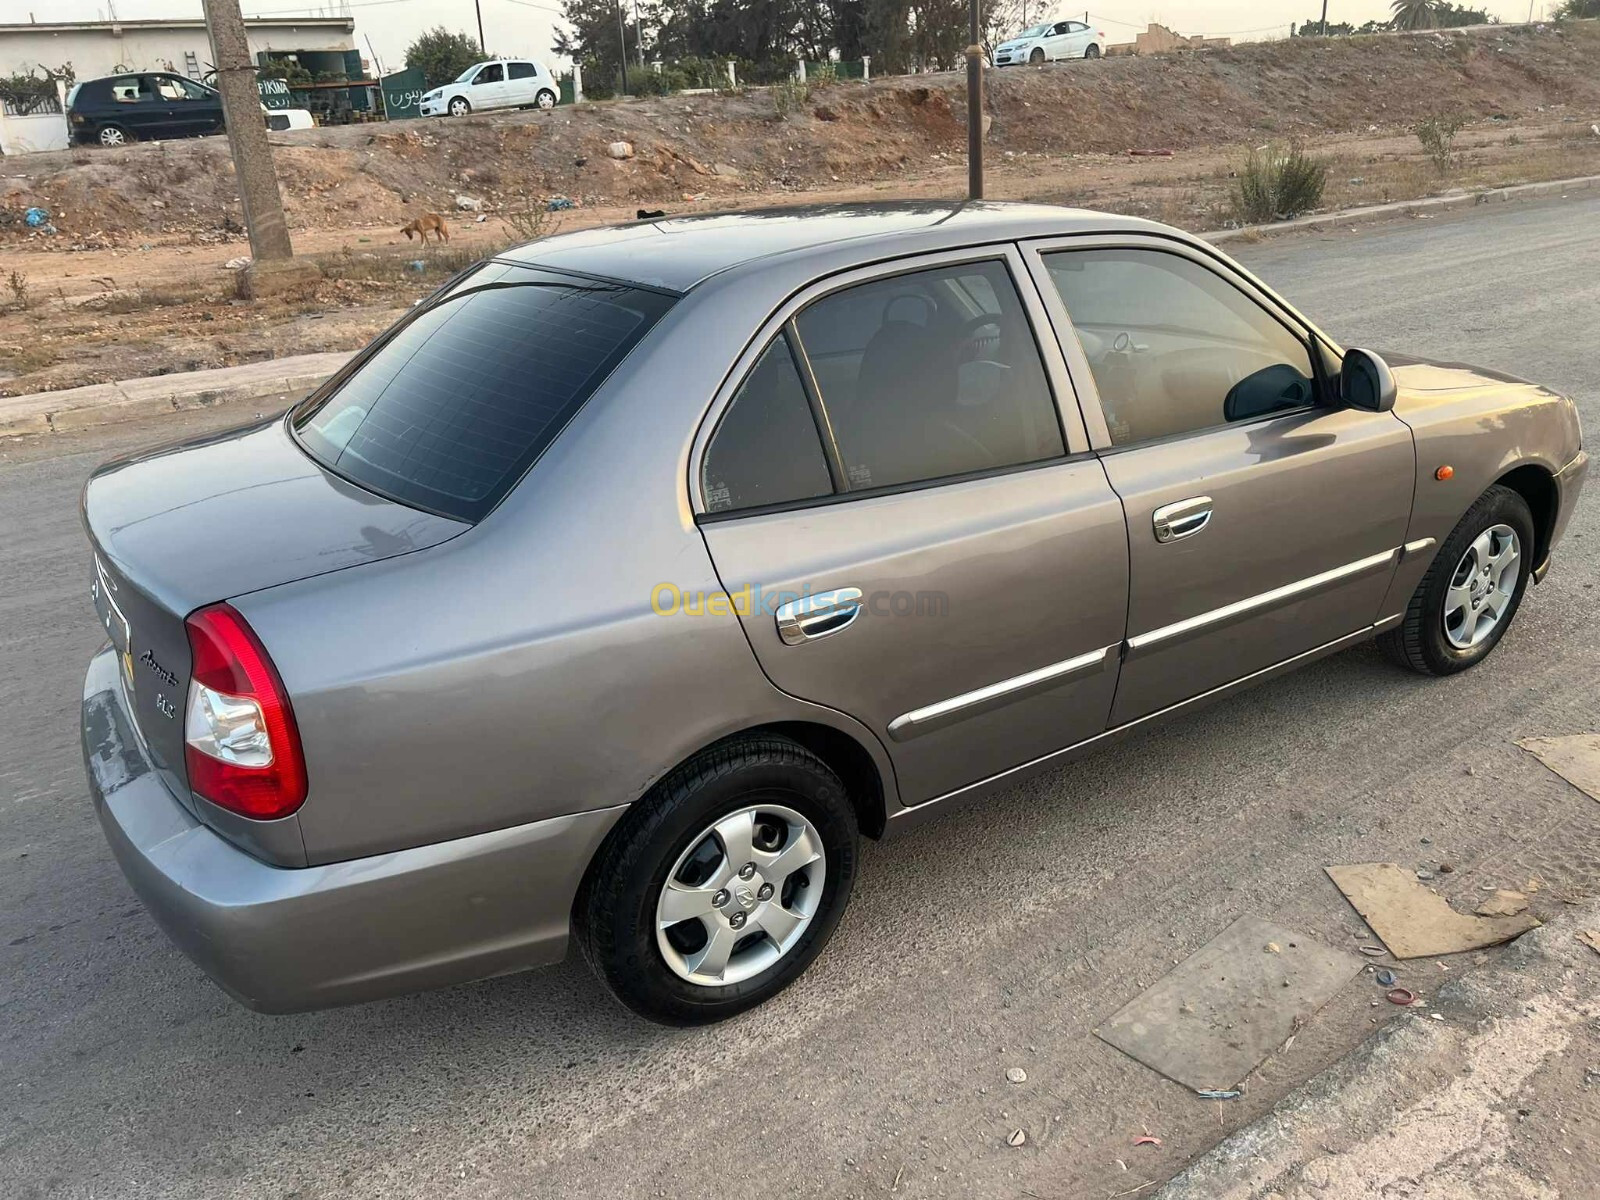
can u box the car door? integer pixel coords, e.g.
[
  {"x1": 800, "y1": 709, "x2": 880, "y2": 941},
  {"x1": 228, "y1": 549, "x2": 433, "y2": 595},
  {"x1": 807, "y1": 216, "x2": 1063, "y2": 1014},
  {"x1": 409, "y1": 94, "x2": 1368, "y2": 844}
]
[
  {"x1": 107, "y1": 75, "x2": 165, "y2": 137},
  {"x1": 506, "y1": 61, "x2": 539, "y2": 105},
  {"x1": 152, "y1": 74, "x2": 219, "y2": 136},
  {"x1": 1039, "y1": 22, "x2": 1072, "y2": 59},
  {"x1": 1061, "y1": 21, "x2": 1091, "y2": 55},
  {"x1": 695, "y1": 248, "x2": 1130, "y2": 806},
  {"x1": 470, "y1": 62, "x2": 509, "y2": 110},
  {"x1": 1023, "y1": 237, "x2": 1416, "y2": 726}
]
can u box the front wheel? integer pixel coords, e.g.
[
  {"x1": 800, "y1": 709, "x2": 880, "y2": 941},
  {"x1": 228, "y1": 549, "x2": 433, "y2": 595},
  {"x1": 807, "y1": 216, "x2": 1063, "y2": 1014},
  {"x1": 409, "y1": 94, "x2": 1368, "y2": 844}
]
[
  {"x1": 535, "y1": 89, "x2": 557, "y2": 109},
  {"x1": 1379, "y1": 484, "x2": 1535, "y2": 676},
  {"x1": 448, "y1": 96, "x2": 471, "y2": 117},
  {"x1": 1030, "y1": 47, "x2": 1046, "y2": 64},
  {"x1": 576, "y1": 734, "x2": 859, "y2": 1025}
]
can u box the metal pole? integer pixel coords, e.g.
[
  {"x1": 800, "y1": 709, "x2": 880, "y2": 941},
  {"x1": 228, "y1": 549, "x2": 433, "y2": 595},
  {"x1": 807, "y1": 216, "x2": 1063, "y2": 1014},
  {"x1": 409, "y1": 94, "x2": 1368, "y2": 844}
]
[
  {"x1": 967, "y1": 0, "x2": 983, "y2": 200},
  {"x1": 1318, "y1": 0, "x2": 1328, "y2": 34},
  {"x1": 616, "y1": 0, "x2": 630, "y2": 93},
  {"x1": 475, "y1": 0, "x2": 486, "y2": 54},
  {"x1": 200, "y1": 0, "x2": 294, "y2": 265}
]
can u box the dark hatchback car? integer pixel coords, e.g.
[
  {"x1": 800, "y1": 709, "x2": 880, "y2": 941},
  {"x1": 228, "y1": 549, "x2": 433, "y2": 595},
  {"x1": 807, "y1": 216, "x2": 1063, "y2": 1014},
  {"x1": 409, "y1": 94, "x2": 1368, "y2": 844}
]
[{"x1": 67, "y1": 72, "x2": 224, "y2": 146}]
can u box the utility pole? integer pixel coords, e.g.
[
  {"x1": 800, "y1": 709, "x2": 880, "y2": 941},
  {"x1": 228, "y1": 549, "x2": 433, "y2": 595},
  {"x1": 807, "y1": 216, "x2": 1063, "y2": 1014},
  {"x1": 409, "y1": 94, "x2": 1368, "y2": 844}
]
[
  {"x1": 201, "y1": 0, "x2": 315, "y2": 296},
  {"x1": 1319, "y1": 0, "x2": 1329, "y2": 34},
  {"x1": 615, "y1": 0, "x2": 630, "y2": 93},
  {"x1": 474, "y1": 0, "x2": 486, "y2": 54},
  {"x1": 966, "y1": 0, "x2": 983, "y2": 199},
  {"x1": 633, "y1": 0, "x2": 645, "y2": 68}
]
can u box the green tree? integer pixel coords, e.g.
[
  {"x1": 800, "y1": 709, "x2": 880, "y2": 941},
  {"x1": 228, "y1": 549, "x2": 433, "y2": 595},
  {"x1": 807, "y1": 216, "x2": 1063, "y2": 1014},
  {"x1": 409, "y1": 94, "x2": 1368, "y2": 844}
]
[
  {"x1": 1390, "y1": 0, "x2": 1439, "y2": 29},
  {"x1": 1554, "y1": 0, "x2": 1600, "y2": 15},
  {"x1": 405, "y1": 27, "x2": 486, "y2": 89}
]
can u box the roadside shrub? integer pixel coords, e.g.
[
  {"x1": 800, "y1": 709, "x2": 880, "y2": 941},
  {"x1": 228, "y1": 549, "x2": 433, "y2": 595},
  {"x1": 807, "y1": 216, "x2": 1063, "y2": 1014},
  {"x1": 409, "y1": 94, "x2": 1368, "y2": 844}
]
[
  {"x1": 1233, "y1": 142, "x2": 1328, "y2": 223},
  {"x1": 772, "y1": 75, "x2": 809, "y2": 118},
  {"x1": 501, "y1": 204, "x2": 562, "y2": 244},
  {"x1": 1416, "y1": 113, "x2": 1466, "y2": 174},
  {"x1": 5, "y1": 269, "x2": 30, "y2": 311}
]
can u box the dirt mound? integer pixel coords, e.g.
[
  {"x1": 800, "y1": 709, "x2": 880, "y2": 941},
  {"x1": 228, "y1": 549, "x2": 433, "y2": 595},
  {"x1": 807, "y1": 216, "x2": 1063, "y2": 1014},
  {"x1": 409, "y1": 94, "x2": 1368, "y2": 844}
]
[{"x1": 2, "y1": 21, "x2": 1597, "y2": 245}]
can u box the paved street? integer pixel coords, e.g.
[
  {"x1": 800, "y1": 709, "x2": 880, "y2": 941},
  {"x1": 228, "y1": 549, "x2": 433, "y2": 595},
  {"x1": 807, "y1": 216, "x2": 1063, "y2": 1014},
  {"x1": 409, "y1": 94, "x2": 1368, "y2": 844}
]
[{"x1": 2, "y1": 193, "x2": 1598, "y2": 1200}]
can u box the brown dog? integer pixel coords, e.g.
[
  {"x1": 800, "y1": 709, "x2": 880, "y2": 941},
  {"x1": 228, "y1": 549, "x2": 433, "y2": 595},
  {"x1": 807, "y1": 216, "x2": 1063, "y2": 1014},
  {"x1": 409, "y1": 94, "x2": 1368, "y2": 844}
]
[{"x1": 400, "y1": 213, "x2": 449, "y2": 244}]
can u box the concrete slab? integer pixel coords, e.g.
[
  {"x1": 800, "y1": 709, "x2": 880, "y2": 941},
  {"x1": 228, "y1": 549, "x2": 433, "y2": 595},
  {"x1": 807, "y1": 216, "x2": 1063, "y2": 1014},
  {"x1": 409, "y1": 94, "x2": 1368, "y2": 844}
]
[
  {"x1": 1518, "y1": 734, "x2": 1600, "y2": 803},
  {"x1": 1097, "y1": 916, "x2": 1363, "y2": 1092}
]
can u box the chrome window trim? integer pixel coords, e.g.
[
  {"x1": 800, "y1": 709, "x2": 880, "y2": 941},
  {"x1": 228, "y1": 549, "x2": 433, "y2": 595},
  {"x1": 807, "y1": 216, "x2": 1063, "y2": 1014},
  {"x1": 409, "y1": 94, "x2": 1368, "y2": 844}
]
[
  {"x1": 886, "y1": 645, "x2": 1113, "y2": 742},
  {"x1": 1125, "y1": 547, "x2": 1401, "y2": 658},
  {"x1": 688, "y1": 242, "x2": 1092, "y2": 517}
]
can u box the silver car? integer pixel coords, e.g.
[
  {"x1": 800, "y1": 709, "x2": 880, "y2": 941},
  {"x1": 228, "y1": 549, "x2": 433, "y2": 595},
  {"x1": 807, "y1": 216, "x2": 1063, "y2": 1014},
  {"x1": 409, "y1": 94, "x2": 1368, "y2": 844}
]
[{"x1": 81, "y1": 203, "x2": 1587, "y2": 1024}]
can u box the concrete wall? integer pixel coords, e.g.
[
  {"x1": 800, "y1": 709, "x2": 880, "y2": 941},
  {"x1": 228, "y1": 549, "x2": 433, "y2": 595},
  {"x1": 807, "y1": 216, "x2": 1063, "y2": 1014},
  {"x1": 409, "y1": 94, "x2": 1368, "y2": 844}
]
[
  {"x1": 1107, "y1": 23, "x2": 1231, "y2": 56},
  {"x1": 0, "y1": 108, "x2": 69, "y2": 155},
  {"x1": 0, "y1": 20, "x2": 356, "y2": 82}
]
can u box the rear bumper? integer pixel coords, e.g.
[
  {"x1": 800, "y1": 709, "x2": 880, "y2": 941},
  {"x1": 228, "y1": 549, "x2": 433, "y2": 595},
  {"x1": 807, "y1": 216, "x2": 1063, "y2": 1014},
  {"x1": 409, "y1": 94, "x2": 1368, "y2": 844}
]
[
  {"x1": 82, "y1": 646, "x2": 624, "y2": 1013},
  {"x1": 1536, "y1": 448, "x2": 1588, "y2": 582}
]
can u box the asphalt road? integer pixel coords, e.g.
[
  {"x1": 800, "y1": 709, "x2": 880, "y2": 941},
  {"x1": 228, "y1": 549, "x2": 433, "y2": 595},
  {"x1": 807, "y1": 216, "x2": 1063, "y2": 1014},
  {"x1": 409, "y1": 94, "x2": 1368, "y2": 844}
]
[{"x1": 3, "y1": 193, "x2": 1599, "y2": 1200}]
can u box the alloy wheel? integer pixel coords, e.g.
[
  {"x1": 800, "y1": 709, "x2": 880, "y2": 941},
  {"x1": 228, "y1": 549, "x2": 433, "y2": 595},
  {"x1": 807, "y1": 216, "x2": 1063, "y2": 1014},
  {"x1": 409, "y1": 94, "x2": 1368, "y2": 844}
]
[
  {"x1": 99, "y1": 126, "x2": 126, "y2": 146},
  {"x1": 655, "y1": 803, "x2": 826, "y2": 987},
  {"x1": 1443, "y1": 523, "x2": 1519, "y2": 649}
]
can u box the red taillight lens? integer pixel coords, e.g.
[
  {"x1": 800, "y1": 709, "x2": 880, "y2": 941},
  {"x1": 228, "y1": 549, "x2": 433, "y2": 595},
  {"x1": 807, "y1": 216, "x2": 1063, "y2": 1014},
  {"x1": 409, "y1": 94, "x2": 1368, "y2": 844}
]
[{"x1": 183, "y1": 603, "x2": 308, "y2": 820}]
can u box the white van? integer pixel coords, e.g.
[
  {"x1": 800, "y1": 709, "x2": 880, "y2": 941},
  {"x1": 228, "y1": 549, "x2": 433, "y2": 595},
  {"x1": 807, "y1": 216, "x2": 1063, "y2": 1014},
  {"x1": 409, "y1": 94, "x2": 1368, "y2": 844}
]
[{"x1": 419, "y1": 59, "x2": 559, "y2": 117}]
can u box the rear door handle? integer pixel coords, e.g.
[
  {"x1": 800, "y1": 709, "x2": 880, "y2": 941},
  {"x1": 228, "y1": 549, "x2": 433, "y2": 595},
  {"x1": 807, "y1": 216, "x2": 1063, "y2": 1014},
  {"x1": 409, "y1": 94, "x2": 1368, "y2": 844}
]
[
  {"x1": 1153, "y1": 496, "x2": 1212, "y2": 543},
  {"x1": 776, "y1": 587, "x2": 863, "y2": 645}
]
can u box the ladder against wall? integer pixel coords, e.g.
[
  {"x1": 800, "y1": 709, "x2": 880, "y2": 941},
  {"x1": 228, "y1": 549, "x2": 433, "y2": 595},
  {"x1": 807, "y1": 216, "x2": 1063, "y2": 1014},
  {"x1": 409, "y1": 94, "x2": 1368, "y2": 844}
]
[{"x1": 184, "y1": 51, "x2": 203, "y2": 80}]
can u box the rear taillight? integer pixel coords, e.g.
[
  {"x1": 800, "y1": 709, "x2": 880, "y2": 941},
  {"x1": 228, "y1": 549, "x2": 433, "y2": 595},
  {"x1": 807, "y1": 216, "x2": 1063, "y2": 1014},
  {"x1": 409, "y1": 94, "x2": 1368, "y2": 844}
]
[{"x1": 183, "y1": 603, "x2": 307, "y2": 820}]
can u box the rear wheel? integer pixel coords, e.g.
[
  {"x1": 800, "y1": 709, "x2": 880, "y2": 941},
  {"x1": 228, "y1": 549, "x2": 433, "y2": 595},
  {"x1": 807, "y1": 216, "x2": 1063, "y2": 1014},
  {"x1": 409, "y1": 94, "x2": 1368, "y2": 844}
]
[
  {"x1": 535, "y1": 89, "x2": 557, "y2": 109},
  {"x1": 448, "y1": 96, "x2": 471, "y2": 117},
  {"x1": 1378, "y1": 484, "x2": 1534, "y2": 676},
  {"x1": 1085, "y1": 43, "x2": 1101, "y2": 59},
  {"x1": 576, "y1": 734, "x2": 859, "y2": 1025},
  {"x1": 98, "y1": 124, "x2": 129, "y2": 146}
]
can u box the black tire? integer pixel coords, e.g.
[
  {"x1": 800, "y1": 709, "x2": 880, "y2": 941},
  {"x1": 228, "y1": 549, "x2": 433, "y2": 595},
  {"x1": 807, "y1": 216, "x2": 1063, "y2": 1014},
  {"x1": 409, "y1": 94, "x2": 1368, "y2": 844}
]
[
  {"x1": 576, "y1": 734, "x2": 859, "y2": 1025},
  {"x1": 98, "y1": 124, "x2": 130, "y2": 146},
  {"x1": 448, "y1": 97, "x2": 471, "y2": 116},
  {"x1": 1030, "y1": 47, "x2": 1046, "y2": 64},
  {"x1": 1378, "y1": 484, "x2": 1535, "y2": 676},
  {"x1": 1085, "y1": 43, "x2": 1101, "y2": 59},
  {"x1": 535, "y1": 89, "x2": 557, "y2": 109}
]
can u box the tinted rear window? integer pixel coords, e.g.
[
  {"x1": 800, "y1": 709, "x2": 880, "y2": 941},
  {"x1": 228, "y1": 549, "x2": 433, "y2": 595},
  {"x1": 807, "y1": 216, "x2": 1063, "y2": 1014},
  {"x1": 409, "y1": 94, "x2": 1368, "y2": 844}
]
[{"x1": 294, "y1": 263, "x2": 674, "y2": 522}]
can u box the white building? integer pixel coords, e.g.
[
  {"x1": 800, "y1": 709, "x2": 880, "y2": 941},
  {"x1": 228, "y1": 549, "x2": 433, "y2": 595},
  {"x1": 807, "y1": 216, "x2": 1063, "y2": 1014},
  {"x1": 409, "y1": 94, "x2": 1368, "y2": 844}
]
[{"x1": 0, "y1": 15, "x2": 357, "y2": 82}]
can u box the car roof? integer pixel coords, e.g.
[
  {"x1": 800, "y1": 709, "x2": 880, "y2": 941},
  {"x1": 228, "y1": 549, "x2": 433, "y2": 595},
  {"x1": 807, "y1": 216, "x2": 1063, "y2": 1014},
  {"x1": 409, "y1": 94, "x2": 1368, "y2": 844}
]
[{"x1": 500, "y1": 201, "x2": 1176, "y2": 293}]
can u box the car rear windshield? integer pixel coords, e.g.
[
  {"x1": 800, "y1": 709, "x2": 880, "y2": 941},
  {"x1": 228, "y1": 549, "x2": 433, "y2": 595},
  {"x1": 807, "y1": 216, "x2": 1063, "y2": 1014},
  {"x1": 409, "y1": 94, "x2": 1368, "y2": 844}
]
[{"x1": 293, "y1": 262, "x2": 675, "y2": 522}]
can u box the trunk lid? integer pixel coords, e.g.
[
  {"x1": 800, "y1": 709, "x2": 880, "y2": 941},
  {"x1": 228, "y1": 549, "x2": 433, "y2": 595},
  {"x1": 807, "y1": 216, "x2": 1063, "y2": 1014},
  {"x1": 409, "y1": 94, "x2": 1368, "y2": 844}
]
[{"x1": 83, "y1": 415, "x2": 466, "y2": 799}]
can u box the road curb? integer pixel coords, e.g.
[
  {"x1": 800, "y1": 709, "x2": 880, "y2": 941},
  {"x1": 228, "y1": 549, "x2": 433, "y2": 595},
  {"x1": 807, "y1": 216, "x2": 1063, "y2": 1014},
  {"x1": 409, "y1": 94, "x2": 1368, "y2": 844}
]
[
  {"x1": 0, "y1": 352, "x2": 354, "y2": 439},
  {"x1": 3, "y1": 174, "x2": 1596, "y2": 440},
  {"x1": 1204, "y1": 173, "x2": 1600, "y2": 245}
]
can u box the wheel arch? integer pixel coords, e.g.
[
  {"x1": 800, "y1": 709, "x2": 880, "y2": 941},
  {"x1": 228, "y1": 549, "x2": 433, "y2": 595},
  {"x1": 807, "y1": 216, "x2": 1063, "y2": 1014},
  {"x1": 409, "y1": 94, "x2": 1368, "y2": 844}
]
[{"x1": 1493, "y1": 462, "x2": 1558, "y2": 573}]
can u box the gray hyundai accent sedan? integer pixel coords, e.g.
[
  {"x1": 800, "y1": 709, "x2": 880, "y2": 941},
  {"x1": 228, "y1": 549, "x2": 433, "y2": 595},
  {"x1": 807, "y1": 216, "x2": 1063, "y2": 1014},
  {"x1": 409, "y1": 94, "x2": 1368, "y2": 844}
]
[{"x1": 81, "y1": 203, "x2": 1587, "y2": 1024}]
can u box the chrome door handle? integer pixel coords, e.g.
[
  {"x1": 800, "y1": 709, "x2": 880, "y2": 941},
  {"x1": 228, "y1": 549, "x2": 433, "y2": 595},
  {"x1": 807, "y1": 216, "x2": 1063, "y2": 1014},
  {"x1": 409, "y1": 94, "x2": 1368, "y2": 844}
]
[
  {"x1": 1153, "y1": 496, "x2": 1212, "y2": 543},
  {"x1": 775, "y1": 587, "x2": 863, "y2": 645}
]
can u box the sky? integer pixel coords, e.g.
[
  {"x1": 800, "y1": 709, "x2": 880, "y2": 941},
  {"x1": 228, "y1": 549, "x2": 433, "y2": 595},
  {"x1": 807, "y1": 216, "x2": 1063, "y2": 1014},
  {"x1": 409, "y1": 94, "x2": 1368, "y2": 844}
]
[{"x1": 35, "y1": 0, "x2": 1547, "y2": 78}]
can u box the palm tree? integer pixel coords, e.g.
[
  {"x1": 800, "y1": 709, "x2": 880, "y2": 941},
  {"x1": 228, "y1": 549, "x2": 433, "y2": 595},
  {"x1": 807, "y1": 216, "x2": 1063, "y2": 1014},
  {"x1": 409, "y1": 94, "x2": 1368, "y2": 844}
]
[{"x1": 1390, "y1": 0, "x2": 1439, "y2": 29}]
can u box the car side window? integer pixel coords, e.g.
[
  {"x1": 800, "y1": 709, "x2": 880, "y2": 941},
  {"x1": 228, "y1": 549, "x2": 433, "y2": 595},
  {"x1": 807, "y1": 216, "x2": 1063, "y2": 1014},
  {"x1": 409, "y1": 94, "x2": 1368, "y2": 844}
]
[
  {"x1": 112, "y1": 76, "x2": 152, "y2": 103},
  {"x1": 702, "y1": 334, "x2": 833, "y2": 514},
  {"x1": 793, "y1": 259, "x2": 1065, "y2": 491},
  {"x1": 508, "y1": 62, "x2": 537, "y2": 79},
  {"x1": 1042, "y1": 248, "x2": 1318, "y2": 447},
  {"x1": 475, "y1": 64, "x2": 504, "y2": 84}
]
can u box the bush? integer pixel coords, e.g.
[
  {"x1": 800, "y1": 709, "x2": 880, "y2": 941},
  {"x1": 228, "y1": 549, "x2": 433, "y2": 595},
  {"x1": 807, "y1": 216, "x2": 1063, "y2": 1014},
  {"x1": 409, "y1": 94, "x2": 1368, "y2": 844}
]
[
  {"x1": 1415, "y1": 113, "x2": 1466, "y2": 174},
  {"x1": 1233, "y1": 142, "x2": 1328, "y2": 223}
]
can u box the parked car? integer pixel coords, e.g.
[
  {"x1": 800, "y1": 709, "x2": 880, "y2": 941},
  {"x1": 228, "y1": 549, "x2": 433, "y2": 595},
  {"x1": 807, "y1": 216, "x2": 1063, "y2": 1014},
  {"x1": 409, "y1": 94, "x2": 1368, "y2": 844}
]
[
  {"x1": 994, "y1": 20, "x2": 1106, "y2": 64},
  {"x1": 66, "y1": 71, "x2": 313, "y2": 145},
  {"x1": 418, "y1": 58, "x2": 559, "y2": 117},
  {"x1": 81, "y1": 203, "x2": 1587, "y2": 1025}
]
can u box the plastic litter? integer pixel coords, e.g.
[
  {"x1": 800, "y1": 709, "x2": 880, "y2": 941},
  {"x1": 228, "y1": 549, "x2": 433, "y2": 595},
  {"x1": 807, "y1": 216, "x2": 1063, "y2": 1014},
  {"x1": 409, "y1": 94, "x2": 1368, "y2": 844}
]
[
  {"x1": 1132, "y1": 1135, "x2": 1163, "y2": 1147},
  {"x1": 1195, "y1": 1089, "x2": 1240, "y2": 1100},
  {"x1": 1375, "y1": 968, "x2": 1398, "y2": 987},
  {"x1": 24, "y1": 206, "x2": 50, "y2": 227},
  {"x1": 408, "y1": 260, "x2": 426, "y2": 272},
  {"x1": 1385, "y1": 987, "x2": 1418, "y2": 1005},
  {"x1": 547, "y1": 196, "x2": 575, "y2": 211},
  {"x1": 1357, "y1": 945, "x2": 1389, "y2": 957}
]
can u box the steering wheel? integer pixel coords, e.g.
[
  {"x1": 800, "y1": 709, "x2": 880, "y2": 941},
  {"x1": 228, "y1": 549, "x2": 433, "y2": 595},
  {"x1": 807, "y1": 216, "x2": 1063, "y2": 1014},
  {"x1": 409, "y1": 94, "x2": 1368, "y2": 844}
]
[{"x1": 955, "y1": 312, "x2": 1006, "y2": 363}]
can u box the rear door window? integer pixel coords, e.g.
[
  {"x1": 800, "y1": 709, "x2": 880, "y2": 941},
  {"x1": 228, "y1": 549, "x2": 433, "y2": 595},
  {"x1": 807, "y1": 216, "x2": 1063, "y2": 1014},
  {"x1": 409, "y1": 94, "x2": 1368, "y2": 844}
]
[
  {"x1": 294, "y1": 263, "x2": 674, "y2": 522},
  {"x1": 508, "y1": 62, "x2": 537, "y2": 79},
  {"x1": 702, "y1": 333, "x2": 833, "y2": 514}
]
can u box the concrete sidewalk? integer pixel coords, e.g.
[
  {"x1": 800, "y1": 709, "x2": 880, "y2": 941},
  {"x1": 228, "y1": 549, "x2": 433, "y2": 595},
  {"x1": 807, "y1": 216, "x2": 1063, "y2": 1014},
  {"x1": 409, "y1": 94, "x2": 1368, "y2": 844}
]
[{"x1": 3, "y1": 173, "x2": 1596, "y2": 440}]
